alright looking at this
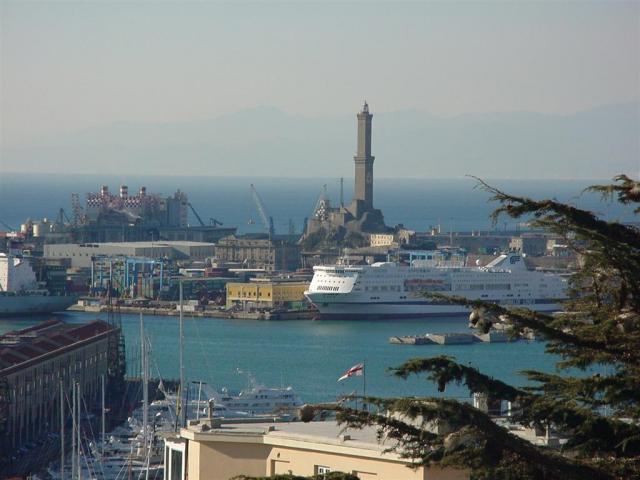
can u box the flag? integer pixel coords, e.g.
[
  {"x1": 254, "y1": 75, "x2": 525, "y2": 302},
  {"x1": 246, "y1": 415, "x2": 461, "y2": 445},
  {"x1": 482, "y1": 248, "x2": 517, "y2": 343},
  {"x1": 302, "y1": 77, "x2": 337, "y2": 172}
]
[{"x1": 338, "y1": 363, "x2": 364, "y2": 382}]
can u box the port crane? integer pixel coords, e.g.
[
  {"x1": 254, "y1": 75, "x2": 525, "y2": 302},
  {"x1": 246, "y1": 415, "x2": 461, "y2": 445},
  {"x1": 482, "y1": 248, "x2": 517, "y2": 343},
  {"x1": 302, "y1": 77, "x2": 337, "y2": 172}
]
[
  {"x1": 187, "y1": 202, "x2": 206, "y2": 227},
  {"x1": 0, "y1": 219, "x2": 15, "y2": 232},
  {"x1": 250, "y1": 184, "x2": 275, "y2": 237}
]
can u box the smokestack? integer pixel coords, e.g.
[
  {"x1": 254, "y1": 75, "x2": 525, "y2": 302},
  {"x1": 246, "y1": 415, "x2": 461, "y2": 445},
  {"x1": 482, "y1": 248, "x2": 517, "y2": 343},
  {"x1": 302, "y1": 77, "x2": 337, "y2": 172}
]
[{"x1": 120, "y1": 185, "x2": 128, "y2": 198}]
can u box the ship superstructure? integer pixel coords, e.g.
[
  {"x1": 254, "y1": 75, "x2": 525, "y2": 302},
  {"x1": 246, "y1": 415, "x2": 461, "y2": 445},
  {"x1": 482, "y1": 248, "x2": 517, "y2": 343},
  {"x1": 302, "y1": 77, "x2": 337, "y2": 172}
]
[
  {"x1": 0, "y1": 253, "x2": 77, "y2": 315},
  {"x1": 305, "y1": 251, "x2": 567, "y2": 319}
]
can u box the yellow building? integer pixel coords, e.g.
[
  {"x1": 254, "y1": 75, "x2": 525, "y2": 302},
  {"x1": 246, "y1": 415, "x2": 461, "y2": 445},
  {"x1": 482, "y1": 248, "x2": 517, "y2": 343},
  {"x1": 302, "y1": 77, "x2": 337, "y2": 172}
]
[
  {"x1": 165, "y1": 420, "x2": 469, "y2": 480},
  {"x1": 226, "y1": 280, "x2": 309, "y2": 309}
]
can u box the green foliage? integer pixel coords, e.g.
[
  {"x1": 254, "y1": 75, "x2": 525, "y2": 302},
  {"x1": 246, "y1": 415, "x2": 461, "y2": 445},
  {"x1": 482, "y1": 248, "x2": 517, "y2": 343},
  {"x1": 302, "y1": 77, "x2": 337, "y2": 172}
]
[{"x1": 318, "y1": 175, "x2": 640, "y2": 479}]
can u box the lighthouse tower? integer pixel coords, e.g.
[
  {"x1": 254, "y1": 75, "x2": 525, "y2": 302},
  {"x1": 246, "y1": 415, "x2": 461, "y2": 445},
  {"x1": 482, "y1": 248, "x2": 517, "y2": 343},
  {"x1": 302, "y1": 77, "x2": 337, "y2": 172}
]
[
  {"x1": 353, "y1": 101, "x2": 374, "y2": 211},
  {"x1": 349, "y1": 101, "x2": 376, "y2": 218}
]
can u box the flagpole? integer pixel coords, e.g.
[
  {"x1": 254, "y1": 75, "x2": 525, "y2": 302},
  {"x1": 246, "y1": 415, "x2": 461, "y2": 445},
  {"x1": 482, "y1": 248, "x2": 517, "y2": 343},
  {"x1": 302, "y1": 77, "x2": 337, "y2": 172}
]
[{"x1": 363, "y1": 360, "x2": 367, "y2": 412}]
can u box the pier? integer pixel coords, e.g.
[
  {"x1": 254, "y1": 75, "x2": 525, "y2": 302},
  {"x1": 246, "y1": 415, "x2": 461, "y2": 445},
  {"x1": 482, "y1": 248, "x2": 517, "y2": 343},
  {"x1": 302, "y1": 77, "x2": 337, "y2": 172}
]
[{"x1": 389, "y1": 331, "x2": 514, "y2": 345}]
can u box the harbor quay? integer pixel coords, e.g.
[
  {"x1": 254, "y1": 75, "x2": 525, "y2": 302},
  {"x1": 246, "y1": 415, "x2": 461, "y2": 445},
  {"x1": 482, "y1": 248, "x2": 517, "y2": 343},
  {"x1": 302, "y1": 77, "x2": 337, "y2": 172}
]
[
  {"x1": 0, "y1": 100, "x2": 578, "y2": 323},
  {"x1": 0, "y1": 103, "x2": 586, "y2": 480}
]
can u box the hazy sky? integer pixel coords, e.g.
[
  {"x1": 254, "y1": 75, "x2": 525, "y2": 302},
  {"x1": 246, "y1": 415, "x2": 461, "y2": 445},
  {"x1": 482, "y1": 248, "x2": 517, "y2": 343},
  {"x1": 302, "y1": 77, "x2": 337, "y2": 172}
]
[{"x1": 1, "y1": 1, "x2": 639, "y2": 148}]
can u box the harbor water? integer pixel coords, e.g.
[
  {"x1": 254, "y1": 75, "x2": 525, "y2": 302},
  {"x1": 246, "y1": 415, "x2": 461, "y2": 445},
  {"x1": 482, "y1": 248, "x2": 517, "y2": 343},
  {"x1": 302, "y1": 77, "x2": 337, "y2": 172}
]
[{"x1": 0, "y1": 311, "x2": 557, "y2": 404}]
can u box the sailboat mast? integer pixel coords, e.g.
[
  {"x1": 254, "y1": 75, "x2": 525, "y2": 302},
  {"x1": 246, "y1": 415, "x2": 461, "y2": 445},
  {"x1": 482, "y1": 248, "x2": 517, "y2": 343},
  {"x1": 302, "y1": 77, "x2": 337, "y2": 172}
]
[
  {"x1": 60, "y1": 380, "x2": 64, "y2": 480},
  {"x1": 141, "y1": 312, "x2": 149, "y2": 453},
  {"x1": 71, "y1": 382, "x2": 76, "y2": 480},
  {"x1": 77, "y1": 383, "x2": 82, "y2": 480},
  {"x1": 101, "y1": 374, "x2": 105, "y2": 456},
  {"x1": 179, "y1": 280, "x2": 185, "y2": 428}
]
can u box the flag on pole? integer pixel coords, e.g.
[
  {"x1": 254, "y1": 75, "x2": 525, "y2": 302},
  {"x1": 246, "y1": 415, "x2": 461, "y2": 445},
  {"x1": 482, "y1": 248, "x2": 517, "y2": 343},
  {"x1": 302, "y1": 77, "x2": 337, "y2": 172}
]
[{"x1": 338, "y1": 363, "x2": 364, "y2": 382}]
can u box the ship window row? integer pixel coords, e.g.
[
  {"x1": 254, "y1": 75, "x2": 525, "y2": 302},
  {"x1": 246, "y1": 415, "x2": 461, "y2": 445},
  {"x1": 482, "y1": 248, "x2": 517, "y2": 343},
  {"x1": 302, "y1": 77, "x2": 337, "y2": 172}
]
[
  {"x1": 317, "y1": 285, "x2": 340, "y2": 292},
  {"x1": 365, "y1": 285, "x2": 402, "y2": 292},
  {"x1": 404, "y1": 284, "x2": 450, "y2": 292},
  {"x1": 456, "y1": 284, "x2": 511, "y2": 291}
]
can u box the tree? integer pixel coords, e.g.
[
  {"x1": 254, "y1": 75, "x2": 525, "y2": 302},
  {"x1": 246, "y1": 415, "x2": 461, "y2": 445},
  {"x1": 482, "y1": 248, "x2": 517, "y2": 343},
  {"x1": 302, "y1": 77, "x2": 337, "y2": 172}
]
[{"x1": 306, "y1": 175, "x2": 640, "y2": 479}]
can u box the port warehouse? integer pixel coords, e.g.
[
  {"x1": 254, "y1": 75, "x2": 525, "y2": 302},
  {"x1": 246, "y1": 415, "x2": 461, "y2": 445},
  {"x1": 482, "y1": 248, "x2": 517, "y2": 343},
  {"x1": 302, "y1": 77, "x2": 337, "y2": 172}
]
[
  {"x1": 0, "y1": 320, "x2": 122, "y2": 462},
  {"x1": 34, "y1": 235, "x2": 305, "y2": 301},
  {"x1": 6, "y1": 230, "x2": 574, "y2": 308},
  {"x1": 43, "y1": 241, "x2": 216, "y2": 268},
  {"x1": 166, "y1": 420, "x2": 469, "y2": 480}
]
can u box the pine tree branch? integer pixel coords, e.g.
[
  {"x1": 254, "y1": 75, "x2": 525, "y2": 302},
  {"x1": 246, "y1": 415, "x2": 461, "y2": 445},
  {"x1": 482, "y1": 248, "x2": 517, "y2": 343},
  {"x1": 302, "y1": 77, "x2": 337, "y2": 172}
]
[
  {"x1": 390, "y1": 356, "x2": 527, "y2": 400},
  {"x1": 316, "y1": 398, "x2": 614, "y2": 480},
  {"x1": 385, "y1": 356, "x2": 640, "y2": 458},
  {"x1": 425, "y1": 293, "x2": 640, "y2": 365}
]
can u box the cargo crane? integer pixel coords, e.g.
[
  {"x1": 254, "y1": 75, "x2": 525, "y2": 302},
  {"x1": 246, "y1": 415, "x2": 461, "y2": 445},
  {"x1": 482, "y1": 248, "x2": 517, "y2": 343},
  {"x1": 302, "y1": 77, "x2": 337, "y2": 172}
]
[
  {"x1": 0, "y1": 219, "x2": 15, "y2": 232},
  {"x1": 187, "y1": 202, "x2": 206, "y2": 227},
  {"x1": 250, "y1": 184, "x2": 275, "y2": 237},
  {"x1": 57, "y1": 208, "x2": 72, "y2": 226}
]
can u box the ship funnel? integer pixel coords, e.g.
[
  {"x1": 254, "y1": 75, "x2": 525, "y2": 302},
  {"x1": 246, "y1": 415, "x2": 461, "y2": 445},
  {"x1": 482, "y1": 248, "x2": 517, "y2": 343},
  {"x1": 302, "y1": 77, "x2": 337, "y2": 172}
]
[{"x1": 120, "y1": 185, "x2": 128, "y2": 198}]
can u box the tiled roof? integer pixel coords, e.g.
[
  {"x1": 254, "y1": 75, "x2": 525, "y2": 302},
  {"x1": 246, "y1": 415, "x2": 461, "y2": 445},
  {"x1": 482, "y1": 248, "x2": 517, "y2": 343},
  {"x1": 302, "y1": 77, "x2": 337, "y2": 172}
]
[{"x1": 0, "y1": 319, "x2": 115, "y2": 372}]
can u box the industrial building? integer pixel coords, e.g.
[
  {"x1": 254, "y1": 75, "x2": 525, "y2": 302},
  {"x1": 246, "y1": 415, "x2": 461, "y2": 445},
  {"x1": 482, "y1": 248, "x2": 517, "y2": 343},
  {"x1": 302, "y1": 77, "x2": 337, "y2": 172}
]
[
  {"x1": 165, "y1": 420, "x2": 468, "y2": 480},
  {"x1": 0, "y1": 319, "x2": 124, "y2": 468},
  {"x1": 225, "y1": 279, "x2": 309, "y2": 310},
  {"x1": 215, "y1": 234, "x2": 301, "y2": 271},
  {"x1": 21, "y1": 184, "x2": 236, "y2": 244},
  {"x1": 44, "y1": 241, "x2": 216, "y2": 268}
]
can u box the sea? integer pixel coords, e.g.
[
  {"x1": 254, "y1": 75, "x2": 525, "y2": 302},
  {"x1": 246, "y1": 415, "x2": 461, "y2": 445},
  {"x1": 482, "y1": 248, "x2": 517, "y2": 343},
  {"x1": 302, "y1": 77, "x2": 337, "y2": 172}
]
[
  {"x1": 0, "y1": 173, "x2": 636, "y2": 234},
  {"x1": 0, "y1": 173, "x2": 634, "y2": 404},
  {"x1": 0, "y1": 311, "x2": 556, "y2": 404}
]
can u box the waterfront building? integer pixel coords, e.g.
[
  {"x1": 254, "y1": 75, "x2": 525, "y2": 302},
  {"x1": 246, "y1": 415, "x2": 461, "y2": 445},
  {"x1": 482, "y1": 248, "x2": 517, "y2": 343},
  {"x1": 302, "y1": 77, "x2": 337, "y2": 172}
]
[
  {"x1": 164, "y1": 420, "x2": 469, "y2": 480},
  {"x1": 0, "y1": 319, "x2": 122, "y2": 455},
  {"x1": 225, "y1": 279, "x2": 309, "y2": 309},
  {"x1": 509, "y1": 234, "x2": 549, "y2": 257},
  {"x1": 214, "y1": 234, "x2": 301, "y2": 271},
  {"x1": 370, "y1": 228, "x2": 416, "y2": 248},
  {"x1": 44, "y1": 240, "x2": 216, "y2": 268}
]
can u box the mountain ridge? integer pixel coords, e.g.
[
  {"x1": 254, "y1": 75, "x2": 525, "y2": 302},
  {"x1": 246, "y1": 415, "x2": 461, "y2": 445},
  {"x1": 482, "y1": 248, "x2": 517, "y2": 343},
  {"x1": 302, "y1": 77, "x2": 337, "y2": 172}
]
[{"x1": 3, "y1": 102, "x2": 638, "y2": 179}]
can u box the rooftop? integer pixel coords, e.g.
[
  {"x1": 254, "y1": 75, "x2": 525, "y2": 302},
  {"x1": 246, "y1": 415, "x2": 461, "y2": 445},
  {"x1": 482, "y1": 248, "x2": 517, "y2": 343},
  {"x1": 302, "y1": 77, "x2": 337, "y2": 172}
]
[
  {"x1": 58, "y1": 241, "x2": 216, "y2": 248},
  {"x1": 182, "y1": 420, "x2": 399, "y2": 457},
  {"x1": 0, "y1": 319, "x2": 115, "y2": 372}
]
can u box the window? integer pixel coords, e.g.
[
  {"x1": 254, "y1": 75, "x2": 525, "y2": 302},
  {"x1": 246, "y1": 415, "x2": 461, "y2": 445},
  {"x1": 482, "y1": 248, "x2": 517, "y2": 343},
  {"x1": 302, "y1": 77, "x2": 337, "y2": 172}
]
[
  {"x1": 170, "y1": 449, "x2": 183, "y2": 480},
  {"x1": 315, "y1": 465, "x2": 331, "y2": 475}
]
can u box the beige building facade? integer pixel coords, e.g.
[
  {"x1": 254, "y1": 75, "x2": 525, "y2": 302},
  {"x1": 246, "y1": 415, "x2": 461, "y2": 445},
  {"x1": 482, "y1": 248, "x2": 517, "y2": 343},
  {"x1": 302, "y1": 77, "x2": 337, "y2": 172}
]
[
  {"x1": 165, "y1": 421, "x2": 468, "y2": 480},
  {"x1": 215, "y1": 235, "x2": 301, "y2": 271},
  {"x1": 225, "y1": 280, "x2": 309, "y2": 309}
]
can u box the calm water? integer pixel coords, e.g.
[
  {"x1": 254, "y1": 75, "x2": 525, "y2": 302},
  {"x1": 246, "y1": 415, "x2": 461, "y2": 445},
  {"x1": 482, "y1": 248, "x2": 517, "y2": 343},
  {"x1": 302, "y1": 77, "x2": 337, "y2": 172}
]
[
  {"x1": 0, "y1": 311, "x2": 557, "y2": 404},
  {"x1": 0, "y1": 174, "x2": 621, "y2": 403},
  {"x1": 0, "y1": 173, "x2": 635, "y2": 235}
]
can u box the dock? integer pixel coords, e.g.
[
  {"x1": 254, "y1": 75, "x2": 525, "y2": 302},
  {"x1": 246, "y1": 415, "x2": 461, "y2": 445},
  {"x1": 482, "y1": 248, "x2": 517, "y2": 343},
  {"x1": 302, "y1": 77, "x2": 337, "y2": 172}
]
[{"x1": 389, "y1": 331, "x2": 512, "y2": 345}]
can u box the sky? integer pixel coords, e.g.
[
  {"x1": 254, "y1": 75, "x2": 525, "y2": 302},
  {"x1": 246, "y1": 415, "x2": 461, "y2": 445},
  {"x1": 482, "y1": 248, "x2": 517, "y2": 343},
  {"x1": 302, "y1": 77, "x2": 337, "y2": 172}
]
[{"x1": 1, "y1": 1, "x2": 639, "y2": 175}]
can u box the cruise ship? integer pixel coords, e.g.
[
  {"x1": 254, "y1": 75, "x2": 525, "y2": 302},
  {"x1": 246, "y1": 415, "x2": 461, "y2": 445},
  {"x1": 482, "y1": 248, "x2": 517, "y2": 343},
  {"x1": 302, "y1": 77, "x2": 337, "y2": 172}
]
[{"x1": 304, "y1": 251, "x2": 568, "y2": 319}]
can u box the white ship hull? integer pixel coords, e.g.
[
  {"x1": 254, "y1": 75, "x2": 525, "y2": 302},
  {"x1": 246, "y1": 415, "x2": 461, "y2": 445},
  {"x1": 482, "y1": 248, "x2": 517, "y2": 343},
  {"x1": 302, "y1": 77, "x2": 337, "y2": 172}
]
[
  {"x1": 305, "y1": 294, "x2": 562, "y2": 319},
  {"x1": 305, "y1": 252, "x2": 567, "y2": 320},
  {"x1": 0, "y1": 294, "x2": 78, "y2": 316}
]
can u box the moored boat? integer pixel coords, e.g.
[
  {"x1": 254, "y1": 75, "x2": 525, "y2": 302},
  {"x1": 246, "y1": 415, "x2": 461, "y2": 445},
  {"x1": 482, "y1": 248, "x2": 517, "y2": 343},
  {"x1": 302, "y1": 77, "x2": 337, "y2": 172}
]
[{"x1": 305, "y1": 250, "x2": 568, "y2": 319}]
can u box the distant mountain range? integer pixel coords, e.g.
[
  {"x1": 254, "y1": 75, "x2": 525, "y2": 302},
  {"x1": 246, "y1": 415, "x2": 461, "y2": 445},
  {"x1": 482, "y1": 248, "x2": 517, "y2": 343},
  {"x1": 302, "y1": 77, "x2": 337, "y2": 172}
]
[{"x1": 3, "y1": 103, "x2": 638, "y2": 178}]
